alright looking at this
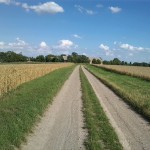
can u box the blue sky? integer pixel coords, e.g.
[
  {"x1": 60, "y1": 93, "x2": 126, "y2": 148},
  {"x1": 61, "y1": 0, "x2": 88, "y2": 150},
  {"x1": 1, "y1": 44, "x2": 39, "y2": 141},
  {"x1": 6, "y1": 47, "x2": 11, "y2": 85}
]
[{"x1": 0, "y1": 0, "x2": 150, "y2": 62}]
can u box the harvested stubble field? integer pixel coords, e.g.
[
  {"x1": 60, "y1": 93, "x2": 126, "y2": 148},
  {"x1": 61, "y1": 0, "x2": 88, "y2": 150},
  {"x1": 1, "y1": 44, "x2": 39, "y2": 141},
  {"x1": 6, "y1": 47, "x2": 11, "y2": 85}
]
[
  {"x1": 95, "y1": 65, "x2": 150, "y2": 80},
  {"x1": 0, "y1": 63, "x2": 73, "y2": 96}
]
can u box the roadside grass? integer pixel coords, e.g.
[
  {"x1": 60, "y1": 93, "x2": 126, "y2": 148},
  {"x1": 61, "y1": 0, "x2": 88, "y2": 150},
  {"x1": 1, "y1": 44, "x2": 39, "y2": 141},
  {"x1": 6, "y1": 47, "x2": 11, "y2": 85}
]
[
  {"x1": 85, "y1": 65, "x2": 150, "y2": 121},
  {"x1": 80, "y1": 67, "x2": 122, "y2": 150},
  {"x1": 0, "y1": 65, "x2": 75, "y2": 150}
]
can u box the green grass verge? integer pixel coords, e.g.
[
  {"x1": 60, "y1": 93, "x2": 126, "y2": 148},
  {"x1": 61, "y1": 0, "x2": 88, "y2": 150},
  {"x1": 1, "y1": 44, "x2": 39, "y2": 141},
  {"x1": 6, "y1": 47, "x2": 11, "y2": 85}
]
[
  {"x1": 85, "y1": 65, "x2": 150, "y2": 121},
  {"x1": 0, "y1": 65, "x2": 75, "y2": 150},
  {"x1": 80, "y1": 67, "x2": 122, "y2": 150}
]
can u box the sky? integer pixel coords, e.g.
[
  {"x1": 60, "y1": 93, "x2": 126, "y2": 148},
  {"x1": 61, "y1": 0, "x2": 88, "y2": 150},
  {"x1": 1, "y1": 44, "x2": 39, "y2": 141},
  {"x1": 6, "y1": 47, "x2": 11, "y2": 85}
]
[{"x1": 0, "y1": 0, "x2": 150, "y2": 62}]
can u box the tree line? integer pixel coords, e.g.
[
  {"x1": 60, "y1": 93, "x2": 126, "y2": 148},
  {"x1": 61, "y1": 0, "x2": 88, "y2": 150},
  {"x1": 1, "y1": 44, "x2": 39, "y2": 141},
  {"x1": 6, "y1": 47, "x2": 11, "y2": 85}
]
[
  {"x1": 0, "y1": 51, "x2": 90, "y2": 63},
  {"x1": 0, "y1": 51, "x2": 27, "y2": 62},
  {"x1": 103, "y1": 58, "x2": 150, "y2": 67},
  {"x1": 0, "y1": 51, "x2": 149, "y2": 67}
]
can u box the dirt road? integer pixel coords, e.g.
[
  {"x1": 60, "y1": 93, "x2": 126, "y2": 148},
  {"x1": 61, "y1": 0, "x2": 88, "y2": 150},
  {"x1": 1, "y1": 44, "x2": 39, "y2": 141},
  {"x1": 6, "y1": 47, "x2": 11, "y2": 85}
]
[
  {"x1": 82, "y1": 66, "x2": 150, "y2": 150},
  {"x1": 21, "y1": 66, "x2": 85, "y2": 150}
]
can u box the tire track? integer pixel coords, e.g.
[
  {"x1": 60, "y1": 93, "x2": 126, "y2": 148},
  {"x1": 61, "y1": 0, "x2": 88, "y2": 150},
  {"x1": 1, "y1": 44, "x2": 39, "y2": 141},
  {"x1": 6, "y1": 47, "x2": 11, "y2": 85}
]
[
  {"x1": 21, "y1": 66, "x2": 86, "y2": 150},
  {"x1": 82, "y1": 66, "x2": 150, "y2": 150}
]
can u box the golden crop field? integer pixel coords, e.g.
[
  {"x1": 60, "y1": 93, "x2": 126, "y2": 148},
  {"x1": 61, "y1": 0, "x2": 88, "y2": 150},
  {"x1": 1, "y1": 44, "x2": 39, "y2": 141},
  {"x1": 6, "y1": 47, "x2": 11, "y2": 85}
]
[
  {"x1": 95, "y1": 65, "x2": 150, "y2": 80},
  {"x1": 0, "y1": 63, "x2": 73, "y2": 96}
]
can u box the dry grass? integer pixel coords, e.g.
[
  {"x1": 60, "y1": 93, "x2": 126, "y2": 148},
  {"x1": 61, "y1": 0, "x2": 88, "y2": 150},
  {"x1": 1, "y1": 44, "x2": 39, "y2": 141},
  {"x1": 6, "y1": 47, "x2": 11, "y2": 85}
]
[
  {"x1": 95, "y1": 65, "x2": 150, "y2": 80},
  {"x1": 0, "y1": 63, "x2": 73, "y2": 96}
]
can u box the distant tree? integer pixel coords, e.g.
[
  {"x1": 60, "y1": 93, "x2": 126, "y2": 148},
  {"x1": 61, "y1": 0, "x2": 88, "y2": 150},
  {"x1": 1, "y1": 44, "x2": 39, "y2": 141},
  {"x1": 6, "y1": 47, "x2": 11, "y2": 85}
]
[
  {"x1": 96, "y1": 59, "x2": 101, "y2": 64},
  {"x1": 125, "y1": 62, "x2": 128, "y2": 65},
  {"x1": 112, "y1": 58, "x2": 121, "y2": 65},
  {"x1": 121, "y1": 61, "x2": 125, "y2": 65},
  {"x1": 36, "y1": 55, "x2": 45, "y2": 62},
  {"x1": 66, "y1": 52, "x2": 90, "y2": 63},
  {"x1": 103, "y1": 60, "x2": 110, "y2": 65},
  {"x1": 92, "y1": 59, "x2": 101, "y2": 64},
  {"x1": 67, "y1": 55, "x2": 73, "y2": 62},
  {"x1": 0, "y1": 52, "x2": 6, "y2": 62},
  {"x1": 29, "y1": 57, "x2": 36, "y2": 61},
  {"x1": 0, "y1": 51, "x2": 27, "y2": 62},
  {"x1": 45, "y1": 54, "x2": 55, "y2": 62},
  {"x1": 80, "y1": 55, "x2": 90, "y2": 63}
]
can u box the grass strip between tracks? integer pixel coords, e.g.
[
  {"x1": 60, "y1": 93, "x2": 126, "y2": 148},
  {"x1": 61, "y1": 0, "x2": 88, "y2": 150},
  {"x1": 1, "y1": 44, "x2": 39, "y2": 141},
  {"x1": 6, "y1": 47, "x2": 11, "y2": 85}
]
[
  {"x1": 80, "y1": 67, "x2": 122, "y2": 150},
  {"x1": 0, "y1": 65, "x2": 75, "y2": 150},
  {"x1": 85, "y1": 65, "x2": 150, "y2": 121}
]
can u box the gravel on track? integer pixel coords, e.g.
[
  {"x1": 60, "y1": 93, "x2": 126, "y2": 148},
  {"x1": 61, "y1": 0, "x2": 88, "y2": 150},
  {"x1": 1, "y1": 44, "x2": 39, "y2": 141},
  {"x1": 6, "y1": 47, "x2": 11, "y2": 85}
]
[
  {"x1": 82, "y1": 66, "x2": 150, "y2": 150},
  {"x1": 21, "y1": 66, "x2": 86, "y2": 150}
]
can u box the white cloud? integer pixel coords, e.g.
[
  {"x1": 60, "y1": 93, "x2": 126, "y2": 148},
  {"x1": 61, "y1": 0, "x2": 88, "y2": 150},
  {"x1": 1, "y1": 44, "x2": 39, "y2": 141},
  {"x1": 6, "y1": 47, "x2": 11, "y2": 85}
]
[
  {"x1": 114, "y1": 41, "x2": 117, "y2": 45},
  {"x1": 0, "y1": 38, "x2": 49, "y2": 56},
  {"x1": 22, "y1": 2, "x2": 64, "y2": 14},
  {"x1": 99, "y1": 44, "x2": 114, "y2": 56},
  {"x1": 0, "y1": 41, "x2": 5, "y2": 46},
  {"x1": 75, "y1": 5, "x2": 95, "y2": 15},
  {"x1": 73, "y1": 34, "x2": 82, "y2": 39},
  {"x1": 8, "y1": 37, "x2": 28, "y2": 48},
  {"x1": 109, "y1": 6, "x2": 122, "y2": 13},
  {"x1": 58, "y1": 40, "x2": 73, "y2": 49},
  {"x1": 105, "y1": 51, "x2": 113, "y2": 56},
  {"x1": 0, "y1": 0, "x2": 11, "y2": 4},
  {"x1": 37, "y1": 41, "x2": 51, "y2": 55},
  {"x1": 75, "y1": 5, "x2": 84, "y2": 13},
  {"x1": 0, "y1": 0, "x2": 20, "y2": 6},
  {"x1": 120, "y1": 43, "x2": 144, "y2": 51},
  {"x1": 53, "y1": 39, "x2": 78, "y2": 54},
  {"x1": 14, "y1": 2, "x2": 20, "y2": 6},
  {"x1": 40, "y1": 41, "x2": 47, "y2": 48},
  {"x1": 86, "y1": 10, "x2": 95, "y2": 15},
  {"x1": 96, "y1": 4, "x2": 103, "y2": 8},
  {"x1": 0, "y1": 1, "x2": 63, "y2": 14},
  {"x1": 0, "y1": 38, "x2": 33, "y2": 55},
  {"x1": 82, "y1": 53, "x2": 87, "y2": 56},
  {"x1": 99, "y1": 44, "x2": 110, "y2": 51}
]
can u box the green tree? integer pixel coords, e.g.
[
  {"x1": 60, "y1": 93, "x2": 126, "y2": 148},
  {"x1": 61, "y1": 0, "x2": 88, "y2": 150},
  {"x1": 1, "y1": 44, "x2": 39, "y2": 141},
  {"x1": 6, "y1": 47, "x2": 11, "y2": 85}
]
[
  {"x1": 36, "y1": 55, "x2": 45, "y2": 62},
  {"x1": 112, "y1": 58, "x2": 121, "y2": 65}
]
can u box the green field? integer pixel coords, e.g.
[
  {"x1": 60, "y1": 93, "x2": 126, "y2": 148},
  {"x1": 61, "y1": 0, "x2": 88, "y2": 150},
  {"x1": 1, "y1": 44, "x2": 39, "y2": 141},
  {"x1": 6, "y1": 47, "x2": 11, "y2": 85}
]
[
  {"x1": 80, "y1": 67, "x2": 122, "y2": 150},
  {"x1": 85, "y1": 65, "x2": 150, "y2": 120},
  {"x1": 0, "y1": 65, "x2": 75, "y2": 150}
]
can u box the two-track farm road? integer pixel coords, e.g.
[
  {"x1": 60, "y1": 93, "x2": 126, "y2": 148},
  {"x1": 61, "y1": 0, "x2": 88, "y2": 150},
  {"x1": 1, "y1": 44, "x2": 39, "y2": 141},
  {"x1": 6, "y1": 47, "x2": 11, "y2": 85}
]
[
  {"x1": 21, "y1": 66, "x2": 85, "y2": 150},
  {"x1": 82, "y1": 66, "x2": 150, "y2": 150}
]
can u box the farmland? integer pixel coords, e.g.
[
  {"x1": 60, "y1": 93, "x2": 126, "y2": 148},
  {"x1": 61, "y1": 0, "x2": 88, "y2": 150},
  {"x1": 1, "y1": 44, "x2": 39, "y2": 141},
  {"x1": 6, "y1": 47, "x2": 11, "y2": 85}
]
[
  {"x1": 95, "y1": 64, "x2": 150, "y2": 80},
  {"x1": 85, "y1": 65, "x2": 150, "y2": 120},
  {"x1": 0, "y1": 65, "x2": 75, "y2": 150},
  {"x1": 0, "y1": 64, "x2": 150, "y2": 150},
  {"x1": 0, "y1": 63, "x2": 73, "y2": 96}
]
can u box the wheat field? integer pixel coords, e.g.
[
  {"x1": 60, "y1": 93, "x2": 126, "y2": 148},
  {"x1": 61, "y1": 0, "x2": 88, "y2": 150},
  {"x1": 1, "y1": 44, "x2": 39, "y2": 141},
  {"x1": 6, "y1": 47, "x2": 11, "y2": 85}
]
[
  {"x1": 95, "y1": 65, "x2": 150, "y2": 80},
  {"x1": 0, "y1": 63, "x2": 73, "y2": 96}
]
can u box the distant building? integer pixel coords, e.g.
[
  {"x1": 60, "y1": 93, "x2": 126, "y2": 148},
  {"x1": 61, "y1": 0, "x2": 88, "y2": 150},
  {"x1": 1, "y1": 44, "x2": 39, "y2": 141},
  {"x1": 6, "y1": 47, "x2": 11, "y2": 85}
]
[{"x1": 62, "y1": 55, "x2": 68, "y2": 62}]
